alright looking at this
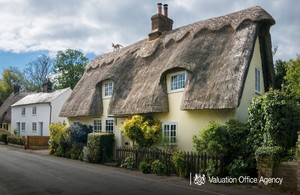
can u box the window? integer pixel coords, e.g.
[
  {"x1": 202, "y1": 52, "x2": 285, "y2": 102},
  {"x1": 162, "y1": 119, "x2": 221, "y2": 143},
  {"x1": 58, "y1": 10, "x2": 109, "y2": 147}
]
[
  {"x1": 21, "y1": 122, "x2": 26, "y2": 132},
  {"x1": 170, "y1": 72, "x2": 186, "y2": 92},
  {"x1": 32, "y1": 122, "x2": 37, "y2": 132},
  {"x1": 105, "y1": 119, "x2": 114, "y2": 133},
  {"x1": 104, "y1": 81, "x2": 113, "y2": 98},
  {"x1": 255, "y1": 67, "x2": 261, "y2": 93},
  {"x1": 163, "y1": 122, "x2": 177, "y2": 145},
  {"x1": 32, "y1": 107, "x2": 37, "y2": 115},
  {"x1": 93, "y1": 119, "x2": 102, "y2": 132},
  {"x1": 21, "y1": 108, "x2": 26, "y2": 116},
  {"x1": 73, "y1": 121, "x2": 80, "y2": 125}
]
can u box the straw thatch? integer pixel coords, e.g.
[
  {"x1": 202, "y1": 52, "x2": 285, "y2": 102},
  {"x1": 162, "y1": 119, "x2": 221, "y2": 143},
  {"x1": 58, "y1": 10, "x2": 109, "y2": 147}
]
[
  {"x1": 60, "y1": 6, "x2": 275, "y2": 117},
  {"x1": 0, "y1": 92, "x2": 28, "y2": 123}
]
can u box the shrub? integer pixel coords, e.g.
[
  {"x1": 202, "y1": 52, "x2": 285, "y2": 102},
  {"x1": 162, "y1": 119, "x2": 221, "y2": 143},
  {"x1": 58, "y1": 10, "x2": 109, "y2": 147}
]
[
  {"x1": 139, "y1": 161, "x2": 151, "y2": 174},
  {"x1": 70, "y1": 142, "x2": 84, "y2": 160},
  {"x1": 172, "y1": 151, "x2": 186, "y2": 177},
  {"x1": 151, "y1": 159, "x2": 166, "y2": 175},
  {"x1": 193, "y1": 122, "x2": 226, "y2": 156},
  {"x1": 193, "y1": 120, "x2": 252, "y2": 176},
  {"x1": 7, "y1": 135, "x2": 26, "y2": 145},
  {"x1": 122, "y1": 115, "x2": 161, "y2": 148},
  {"x1": 66, "y1": 124, "x2": 93, "y2": 144},
  {"x1": 248, "y1": 89, "x2": 300, "y2": 151},
  {"x1": 205, "y1": 160, "x2": 220, "y2": 177},
  {"x1": 84, "y1": 133, "x2": 115, "y2": 163},
  {"x1": 0, "y1": 130, "x2": 9, "y2": 144},
  {"x1": 120, "y1": 157, "x2": 134, "y2": 169},
  {"x1": 49, "y1": 123, "x2": 67, "y2": 155},
  {"x1": 226, "y1": 157, "x2": 249, "y2": 178}
]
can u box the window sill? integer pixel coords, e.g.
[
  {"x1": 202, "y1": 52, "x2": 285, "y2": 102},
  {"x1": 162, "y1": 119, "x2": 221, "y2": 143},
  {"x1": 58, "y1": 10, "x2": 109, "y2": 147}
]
[
  {"x1": 102, "y1": 96, "x2": 111, "y2": 100},
  {"x1": 168, "y1": 89, "x2": 184, "y2": 94},
  {"x1": 255, "y1": 91, "x2": 262, "y2": 95}
]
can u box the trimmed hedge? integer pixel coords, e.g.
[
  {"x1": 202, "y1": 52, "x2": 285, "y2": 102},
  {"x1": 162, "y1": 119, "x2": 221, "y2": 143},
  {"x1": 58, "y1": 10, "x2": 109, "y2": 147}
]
[
  {"x1": 84, "y1": 133, "x2": 115, "y2": 163},
  {"x1": 7, "y1": 135, "x2": 26, "y2": 145}
]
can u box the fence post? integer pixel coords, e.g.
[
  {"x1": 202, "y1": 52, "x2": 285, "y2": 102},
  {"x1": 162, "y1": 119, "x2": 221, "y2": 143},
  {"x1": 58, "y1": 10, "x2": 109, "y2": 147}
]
[{"x1": 297, "y1": 131, "x2": 300, "y2": 193}]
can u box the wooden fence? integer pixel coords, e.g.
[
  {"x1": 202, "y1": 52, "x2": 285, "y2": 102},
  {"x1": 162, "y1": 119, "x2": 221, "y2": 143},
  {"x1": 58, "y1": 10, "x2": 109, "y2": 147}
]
[
  {"x1": 26, "y1": 136, "x2": 50, "y2": 149},
  {"x1": 116, "y1": 147, "x2": 225, "y2": 176}
]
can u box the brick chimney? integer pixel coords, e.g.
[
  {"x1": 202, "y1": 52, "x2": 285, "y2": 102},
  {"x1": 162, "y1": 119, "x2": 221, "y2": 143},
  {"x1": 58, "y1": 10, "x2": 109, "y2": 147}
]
[
  {"x1": 42, "y1": 78, "x2": 53, "y2": 93},
  {"x1": 14, "y1": 85, "x2": 20, "y2": 94},
  {"x1": 148, "y1": 3, "x2": 173, "y2": 41}
]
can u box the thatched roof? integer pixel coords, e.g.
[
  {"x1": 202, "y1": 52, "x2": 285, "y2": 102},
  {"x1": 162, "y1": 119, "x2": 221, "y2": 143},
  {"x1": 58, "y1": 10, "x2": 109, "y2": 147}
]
[
  {"x1": 60, "y1": 6, "x2": 275, "y2": 117},
  {"x1": 0, "y1": 92, "x2": 28, "y2": 123},
  {"x1": 12, "y1": 88, "x2": 71, "y2": 107}
]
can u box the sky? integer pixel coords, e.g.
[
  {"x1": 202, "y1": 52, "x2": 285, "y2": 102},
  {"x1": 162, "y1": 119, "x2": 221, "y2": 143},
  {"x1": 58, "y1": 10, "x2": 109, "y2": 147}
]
[{"x1": 0, "y1": 0, "x2": 299, "y2": 76}]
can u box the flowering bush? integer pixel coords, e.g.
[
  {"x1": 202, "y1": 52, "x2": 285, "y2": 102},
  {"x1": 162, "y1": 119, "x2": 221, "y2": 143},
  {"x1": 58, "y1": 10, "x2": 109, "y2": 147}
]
[{"x1": 122, "y1": 115, "x2": 161, "y2": 148}]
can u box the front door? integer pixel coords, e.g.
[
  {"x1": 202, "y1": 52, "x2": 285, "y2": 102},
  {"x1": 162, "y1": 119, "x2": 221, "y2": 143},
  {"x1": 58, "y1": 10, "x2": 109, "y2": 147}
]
[
  {"x1": 39, "y1": 122, "x2": 43, "y2": 136},
  {"x1": 16, "y1": 123, "x2": 20, "y2": 136}
]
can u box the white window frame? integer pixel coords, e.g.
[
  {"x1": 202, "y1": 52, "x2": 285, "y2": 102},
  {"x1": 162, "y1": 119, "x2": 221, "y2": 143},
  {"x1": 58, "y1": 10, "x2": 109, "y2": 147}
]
[
  {"x1": 32, "y1": 106, "x2": 37, "y2": 115},
  {"x1": 21, "y1": 122, "x2": 26, "y2": 132},
  {"x1": 169, "y1": 71, "x2": 186, "y2": 93},
  {"x1": 105, "y1": 119, "x2": 114, "y2": 133},
  {"x1": 21, "y1": 108, "x2": 26, "y2": 116},
  {"x1": 93, "y1": 119, "x2": 102, "y2": 133},
  {"x1": 32, "y1": 122, "x2": 37, "y2": 133},
  {"x1": 162, "y1": 122, "x2": 177, "y2": 145},
  {"x1": 103, "y1": 81, "x2": 114, "y2": 98},
  {"x1": 255, "y1": 67, "x2": 261, "y2": 94}
]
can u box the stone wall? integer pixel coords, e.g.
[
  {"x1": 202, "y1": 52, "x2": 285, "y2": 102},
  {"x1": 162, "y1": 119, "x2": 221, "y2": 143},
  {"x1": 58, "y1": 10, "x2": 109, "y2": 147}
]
[{"x1": 273, "y1": 162, "x2": 297, "y2": 191}]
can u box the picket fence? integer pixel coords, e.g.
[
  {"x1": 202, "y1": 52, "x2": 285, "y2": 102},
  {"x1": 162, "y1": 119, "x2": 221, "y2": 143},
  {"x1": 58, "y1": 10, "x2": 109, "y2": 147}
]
[{"x1": 116, "y1": 147, "x2": 225, "y2": 176}]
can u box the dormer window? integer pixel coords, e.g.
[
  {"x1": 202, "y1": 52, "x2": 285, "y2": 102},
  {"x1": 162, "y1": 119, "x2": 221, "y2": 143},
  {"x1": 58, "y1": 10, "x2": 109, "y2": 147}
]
[
  {"x1": 170, "y1": 72, "x2": 186, "y2": 92},
  {"x1": 103, "y1": 81, "x2": 114, "y2": 98}
]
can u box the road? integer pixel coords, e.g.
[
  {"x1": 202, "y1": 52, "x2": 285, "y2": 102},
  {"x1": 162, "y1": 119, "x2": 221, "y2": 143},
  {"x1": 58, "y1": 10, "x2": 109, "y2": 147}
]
[{"x1": 0, "y1": 145, "x2": 284, "y2": 195}]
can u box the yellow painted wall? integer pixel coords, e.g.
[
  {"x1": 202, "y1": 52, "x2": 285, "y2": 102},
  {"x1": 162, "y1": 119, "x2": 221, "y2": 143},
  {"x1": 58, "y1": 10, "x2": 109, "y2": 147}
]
[
  {"x1": 236, "y1": 37, "x2": 265, "y2": 122},
  {"x1": 67, "y1": 97, "x2": 129, "y2": 148},
  {"x1": 153, "y1": 91, "x2": 236, "y2": 151}
]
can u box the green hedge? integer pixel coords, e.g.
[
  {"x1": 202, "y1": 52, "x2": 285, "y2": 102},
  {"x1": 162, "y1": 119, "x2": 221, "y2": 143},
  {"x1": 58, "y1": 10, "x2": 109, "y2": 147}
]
[
  {"x1": 83, "y1": 133, "x2": 115, "y2": 163},
  {"x1": 0, "y1": 130, "x2": 9, "y2": 144},
  {"x1": 7, "y1": 135, "x2": 26, "y2": 145}
]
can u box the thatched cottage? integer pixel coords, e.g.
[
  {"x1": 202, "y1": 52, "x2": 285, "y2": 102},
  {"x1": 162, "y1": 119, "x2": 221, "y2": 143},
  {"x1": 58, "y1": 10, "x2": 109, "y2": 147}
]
[
  {"x1": 60, "y1": 4, "x2": 275, "y2": 151},
  {"x1": 0, "y1": 86, "x2": 28, "y2": 132}
]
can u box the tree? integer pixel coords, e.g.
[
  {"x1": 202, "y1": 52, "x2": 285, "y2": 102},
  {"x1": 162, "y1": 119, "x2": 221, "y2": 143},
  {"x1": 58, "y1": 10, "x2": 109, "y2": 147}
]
[
  {"x1": 0, "y1": 67, "x2": 23, "y2": 106},
  {"x1": 284, "y1": 56, "x2": 300, "y2": 100},
  {"x1": 53, "y1": 49, "x2": 89, "y2": 89},
  {"x1": 273, "y1": 59, "x2": 286, "y2": 90},
  {"x1": 23, "y1": 54, "x2": 54, "y2": 91}
]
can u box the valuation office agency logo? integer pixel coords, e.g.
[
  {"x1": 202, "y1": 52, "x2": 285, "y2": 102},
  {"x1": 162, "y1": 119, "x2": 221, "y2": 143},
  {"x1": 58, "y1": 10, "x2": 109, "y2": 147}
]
[{"x1": 190, "y1": 173, "x2": 283, "y2": 186}]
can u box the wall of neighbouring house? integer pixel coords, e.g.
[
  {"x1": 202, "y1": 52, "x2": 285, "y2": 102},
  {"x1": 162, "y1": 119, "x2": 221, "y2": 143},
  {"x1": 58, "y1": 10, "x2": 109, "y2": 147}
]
[
  {"x1": 153, "y1": 91, "x2": 236, "y2": 151},
  {"x1": 11, "y1": 104, "x2": 51, "y2": 136},
  {"x1": 51, "y1": 88, "x2": 72, "y2": 124},
  {"x1": 236, "y1": 37, "x2": 265, "y2": 122}
]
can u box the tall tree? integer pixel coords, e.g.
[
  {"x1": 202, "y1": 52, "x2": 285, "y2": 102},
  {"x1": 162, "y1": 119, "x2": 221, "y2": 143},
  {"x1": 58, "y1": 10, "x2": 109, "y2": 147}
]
[
  {"x1": 0, "y1": 67, "x2": 23, "y2": 106},
  {"x1": 274, "y1": 59, "x2": 286, "y2": 90},
  {"x1": 23, "y1": 54, "x2": 54, "y2": 92},
  {"x1": 53, "y1": 49, "x2": 88, "y2": 89},
  {"x1": 284, "y1": 56, "x2": 300, "y2": 101}
]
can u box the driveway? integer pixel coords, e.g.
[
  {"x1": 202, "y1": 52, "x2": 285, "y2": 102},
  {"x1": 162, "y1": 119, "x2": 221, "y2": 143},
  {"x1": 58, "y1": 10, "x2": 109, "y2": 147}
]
[{"x1": 0, "y1": 145, "x2": 285, "y2": 195}]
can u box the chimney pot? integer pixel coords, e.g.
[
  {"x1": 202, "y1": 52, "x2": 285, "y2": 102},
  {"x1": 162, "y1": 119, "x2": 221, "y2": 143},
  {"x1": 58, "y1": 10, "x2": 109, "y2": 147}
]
[
  {"x1": 157, "y1": 3, "x2": 162, "y2": 14},
  {"x1": 163, "y1": 4, "x2": 168, "y2": 17}
]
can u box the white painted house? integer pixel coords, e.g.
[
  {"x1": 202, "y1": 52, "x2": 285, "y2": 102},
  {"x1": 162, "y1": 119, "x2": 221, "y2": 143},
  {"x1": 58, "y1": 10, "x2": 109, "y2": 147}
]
[{"x1": 11, "y1": 86, "x2": 72, "y2": 136}]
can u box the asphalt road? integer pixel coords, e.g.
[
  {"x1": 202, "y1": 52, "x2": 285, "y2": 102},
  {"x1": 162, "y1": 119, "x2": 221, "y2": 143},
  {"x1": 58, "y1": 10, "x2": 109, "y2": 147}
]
[{"x1": 0, "y1": 145, "x2": 284, "y2": 195}]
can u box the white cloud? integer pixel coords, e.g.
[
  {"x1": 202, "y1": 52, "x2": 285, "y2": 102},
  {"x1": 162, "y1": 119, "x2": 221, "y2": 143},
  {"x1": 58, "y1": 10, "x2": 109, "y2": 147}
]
[{"x1": 0, "y1": 0, "x2": 298, "y2": 60}]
